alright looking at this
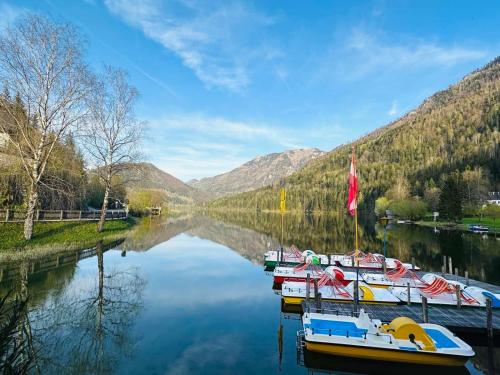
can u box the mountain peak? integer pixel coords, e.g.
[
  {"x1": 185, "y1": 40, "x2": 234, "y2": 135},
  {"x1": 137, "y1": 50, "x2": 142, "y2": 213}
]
[{"x1": 189, "y1": 148, "x2": 325, "y2": 197}]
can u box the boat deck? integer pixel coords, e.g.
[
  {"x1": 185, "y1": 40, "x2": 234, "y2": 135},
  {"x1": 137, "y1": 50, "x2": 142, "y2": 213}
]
[{"x1": 301, "y1": 300, "x2": 500, "y2": 343}]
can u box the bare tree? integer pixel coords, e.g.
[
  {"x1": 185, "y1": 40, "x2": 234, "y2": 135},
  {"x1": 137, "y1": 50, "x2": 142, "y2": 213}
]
[
  {"x1": 82, "y1": 66, "x2": 143, "y2": 232},
  {"x1": 0, "y1": 15, "x2": 92, "y2": 240}
]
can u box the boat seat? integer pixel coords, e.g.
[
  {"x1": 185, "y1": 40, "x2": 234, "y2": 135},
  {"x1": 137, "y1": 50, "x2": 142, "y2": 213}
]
[
  {"x1": 380, "y1": 317, "x2": 436, "y2": 352},
  {"x1": 306, "y1": 319, "x2": 367, "y2": 338}
]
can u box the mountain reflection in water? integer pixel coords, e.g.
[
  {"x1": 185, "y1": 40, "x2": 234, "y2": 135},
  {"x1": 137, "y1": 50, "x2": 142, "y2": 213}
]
[{"x1": 0, "y1": 213, "x2": 498, "y2": 374}]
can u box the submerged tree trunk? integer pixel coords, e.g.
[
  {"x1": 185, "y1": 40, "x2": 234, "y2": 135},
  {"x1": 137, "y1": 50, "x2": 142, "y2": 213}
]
[{"x1": 23, "y1": 185, "x2": 38, "y2": 240}]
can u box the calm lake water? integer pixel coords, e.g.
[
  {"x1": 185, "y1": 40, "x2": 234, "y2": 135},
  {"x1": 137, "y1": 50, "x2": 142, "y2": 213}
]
[{"x1": 1, "y1": 213, "x2": 499, "y2": 374}]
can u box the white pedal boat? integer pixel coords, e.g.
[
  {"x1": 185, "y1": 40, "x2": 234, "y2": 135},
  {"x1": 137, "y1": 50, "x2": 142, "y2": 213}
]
[
  {"x1": 390, "y1": 274, "x2": 483, "y2": 307},
  {"x1": 362, "y1": 272, "x2": 426, "y2": 288},
  {"x1": 302, "y1": 309, "x2": 474, "y2": 366},
  {"x1": 282, "y1": 280, "x2": 400, "y2": 306},
  {"x1": 264, "y1": 249, "x2": 329, "y2": 268},
  {"x1": 332, "y1": 254, "x2": 419, "y2": 271},
  {"x1": 274, "y1": 265, "x2": 357, "y2": 285}
]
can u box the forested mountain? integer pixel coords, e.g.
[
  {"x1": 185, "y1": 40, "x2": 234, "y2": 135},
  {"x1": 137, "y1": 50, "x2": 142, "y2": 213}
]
[
  {"x1": 116, "y1": 162, "x2": 209, "y2": 205},
  {"x1": 209, "y1": 57, "x2": 500, "y2": 213},
  {"x1": 189, "y1": 148, "x2": 324, "y2": 197}
]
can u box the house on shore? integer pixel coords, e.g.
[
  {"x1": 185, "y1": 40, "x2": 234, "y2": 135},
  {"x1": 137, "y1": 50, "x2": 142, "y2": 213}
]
[{"x1": 487, "y1": 192, "x2": 500, "y2": 205}]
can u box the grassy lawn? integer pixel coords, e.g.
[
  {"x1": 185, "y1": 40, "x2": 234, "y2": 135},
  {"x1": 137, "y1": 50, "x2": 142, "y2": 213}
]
[
  {"x1": 416, "y1": 216, "x2": 499, "y2": 232},
  {"x1": 462, "y1": 217, "x2": 500, "y2": 229},
  {"x1": 0, "y1": 218, "x2": 136, "y2": 252}
]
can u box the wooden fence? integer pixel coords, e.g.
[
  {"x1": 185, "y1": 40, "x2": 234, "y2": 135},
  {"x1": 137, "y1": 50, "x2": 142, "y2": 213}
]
[{"x1": 0, "y1": 209, "x2": 127, "y2": 223}]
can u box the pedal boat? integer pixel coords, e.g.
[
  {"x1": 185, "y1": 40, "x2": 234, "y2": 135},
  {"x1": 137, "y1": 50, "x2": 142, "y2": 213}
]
[
  {"x1": 361, "y1": 261, "x2": 424, "y2": 288},
  {"x1": 274, "y1": 265, "x2": 357, "y2": 285},
  {"x1": 390, "y1": 274, "x2": 484, "y2": 307},
  {"x1": 282, "y1": 280, "x2": 400, "y2": 306},
  {"x1": 332, "y1": 253, "x2": 419, "y2": 271},
  {"x1": 264, "y1": 249, "x2": 329, "y2": 268},
  {"x1": 302, "y1": 310, "x2": 474, "y2": 366},
  {"x1": 463, "y1": 286, "x2": 500, "y2": 308},
  {"x1": 362, "y1": 272, "x2": 426, "y2": 288}
]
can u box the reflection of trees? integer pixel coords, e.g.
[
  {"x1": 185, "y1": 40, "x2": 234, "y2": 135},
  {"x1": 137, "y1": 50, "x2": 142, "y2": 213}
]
[
  {"x1": 206, "y1": 211, "x2": 500, "y2": 284},
  {"x1": 188, "y1": 219, "x2": 280, "y2": 264},
  {"x1": 30, "y1": 242, "x2": 146, "y2": 374},
  {"x1": 118, "y1": 215, "x2": 200, "y2": 252},
  {"x1": 0, "y1": 288, "x2": 35, "y2": 374}
]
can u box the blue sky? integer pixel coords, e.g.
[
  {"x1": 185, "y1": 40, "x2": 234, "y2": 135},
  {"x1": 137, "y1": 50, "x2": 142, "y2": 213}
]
[{"x1": 1, "y1": 0, "x2": 499, "y2": 181}]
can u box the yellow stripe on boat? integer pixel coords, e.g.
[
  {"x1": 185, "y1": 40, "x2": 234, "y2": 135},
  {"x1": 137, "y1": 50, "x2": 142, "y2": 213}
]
[
  {"x1": 282, "y1": 296, "x2": 398, "y2": 306},
  {"x1": 305, "y1": 342, "x2": 467, "y2": 366}
]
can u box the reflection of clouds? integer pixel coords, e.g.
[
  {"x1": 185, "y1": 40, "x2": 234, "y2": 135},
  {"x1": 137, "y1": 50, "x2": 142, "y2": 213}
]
[
  {"x1": 138, "y1": 234, "x2": 273, "y2": 310},
  {"x1": 165, "y1": 334, "x2": 243, "y2": 375}
]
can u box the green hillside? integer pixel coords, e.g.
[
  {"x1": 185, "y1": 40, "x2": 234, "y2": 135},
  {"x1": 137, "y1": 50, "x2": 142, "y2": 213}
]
[{"x1": 209, "y1": 57, "x2": 500, "y2": 213}]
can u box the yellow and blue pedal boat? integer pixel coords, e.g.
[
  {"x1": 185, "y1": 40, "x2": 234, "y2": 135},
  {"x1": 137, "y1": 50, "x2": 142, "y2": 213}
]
[{"x1": 302, "y1": 310, "x2": 474, "y2": 366}]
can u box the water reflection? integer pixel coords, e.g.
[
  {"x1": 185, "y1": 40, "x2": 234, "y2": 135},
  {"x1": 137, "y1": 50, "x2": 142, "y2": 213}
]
[
  {"x1": 207, "y1": 211, "x2": 500, "y2": 284},
  {"x1": 0, "y1": 213, "x2": 498, "y2": 374}
]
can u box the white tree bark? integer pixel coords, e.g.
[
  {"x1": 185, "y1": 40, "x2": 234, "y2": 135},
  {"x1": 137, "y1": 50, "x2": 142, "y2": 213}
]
[
  {"x1": 0, "y1": 15, "x2": 92, "y2": 240},
  {"x1": 82, "y1": 66, "x2": 143, "y2": 232}
]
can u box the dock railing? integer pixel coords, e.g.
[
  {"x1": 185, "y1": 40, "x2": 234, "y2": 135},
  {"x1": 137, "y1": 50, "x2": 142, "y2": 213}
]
[{"x1": 0, "y1": 209, "x2": 127, "y2": 223}]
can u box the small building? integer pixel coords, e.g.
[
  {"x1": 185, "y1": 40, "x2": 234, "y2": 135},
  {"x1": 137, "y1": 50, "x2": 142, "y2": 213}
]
[{"x1": 487, "y1": 192, "x2": 500, "y2": 205}]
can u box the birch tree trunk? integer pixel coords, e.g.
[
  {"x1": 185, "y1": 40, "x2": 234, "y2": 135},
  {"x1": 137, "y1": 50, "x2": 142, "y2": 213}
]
[
  {"x1": 0, "y1": 15, "x2": 92, "y2": 241},
  {"x1": 97, "y1": 176, "x2": 111, "y2": 232},
  {"x1": 23, "y1": 185, "x2": 39, "y2": 240}
]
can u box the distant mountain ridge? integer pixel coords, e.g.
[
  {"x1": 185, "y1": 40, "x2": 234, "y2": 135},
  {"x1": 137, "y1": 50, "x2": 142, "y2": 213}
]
[
  {"x1": 117, "y1": 162, "x2": 209, "y2": 205},
  {"x1": 189, "y1": 148, "x2": 325, "y2": 197},
  {"x1": 210, "y1": 56, "x2": 500, "y2": 212}
]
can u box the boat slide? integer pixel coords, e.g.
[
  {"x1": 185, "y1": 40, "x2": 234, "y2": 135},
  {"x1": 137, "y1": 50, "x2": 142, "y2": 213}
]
[{"x1": 274, "y1": 265, "x2": 357, "y2": 286}]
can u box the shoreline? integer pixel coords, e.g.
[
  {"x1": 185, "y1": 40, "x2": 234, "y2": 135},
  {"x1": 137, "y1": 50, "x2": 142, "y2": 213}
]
[
  {"x1": 0, "y1": 217, "x2": 138, "y2": 263},
  {"x1": 414, "y1": 220, "x2": 499, "y2": 235}
]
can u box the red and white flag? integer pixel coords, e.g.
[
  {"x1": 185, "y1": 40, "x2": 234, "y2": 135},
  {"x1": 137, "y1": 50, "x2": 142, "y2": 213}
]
[{"x1": 347, "y1": 149, "x2": 358, "y2": 216}]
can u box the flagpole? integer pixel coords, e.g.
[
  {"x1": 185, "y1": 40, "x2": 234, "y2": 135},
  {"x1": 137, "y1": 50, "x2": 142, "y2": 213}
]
[
  {"x1": 355, "y1": 207, "x2": 359, "y2": 256},
  {"x1": 352, "y1": 146, "x2": 359, "y2": 256}
]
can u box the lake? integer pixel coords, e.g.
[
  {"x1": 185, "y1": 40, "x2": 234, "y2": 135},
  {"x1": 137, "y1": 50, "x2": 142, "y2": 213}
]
[{"x1": 1, "y1": 213, "x2": 499, "y2": 374}]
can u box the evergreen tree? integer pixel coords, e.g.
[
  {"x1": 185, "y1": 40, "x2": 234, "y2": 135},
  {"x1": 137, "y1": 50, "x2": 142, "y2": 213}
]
[{"x1": 439, "y1": 172, "x2": 463, "y2": 221}]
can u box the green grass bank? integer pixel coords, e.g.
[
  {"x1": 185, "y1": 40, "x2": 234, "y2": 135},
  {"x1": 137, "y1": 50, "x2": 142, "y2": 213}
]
[{"x1": 0, "y1": 218, "x2": 137, "y2": 257}]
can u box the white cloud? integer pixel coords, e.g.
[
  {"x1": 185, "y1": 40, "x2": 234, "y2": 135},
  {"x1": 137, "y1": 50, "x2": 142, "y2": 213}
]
[
  {"x1": 388, "y1": 100, "x2": 398, "y2": 116},
  {"x1": 0, "y1": 3, "x2": 26, "y2": 31},
  {"x1": 140, "y1": 112, "x2": 343, "y2": 180},
  {"x1": 323, "y1": 29, "x2": 488, "y2": 80},
  {"x1": 104, "y1": 0, "x2": 276, "y2": 91}
]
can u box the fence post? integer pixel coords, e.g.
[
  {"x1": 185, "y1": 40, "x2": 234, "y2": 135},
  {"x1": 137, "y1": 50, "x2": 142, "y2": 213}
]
[
  {"x1": 442, "y1": 255, "x2": 446, "y2": 276},
  {"x1": 79, "y1": 211, "x2": 82, "y2": 220},
  {"x1": 407, "y1": 282, "x2": 411, "y2": 305},
  {"x1": 5, "y1": 209, "x2": 9, "y2": 222},
  {"x1": 455, "y1": 285, "x2": 461, "y2": 309},
  {"x1": 486, "y1": 298, "x2": 493, "y2": 340},
  {"x1": 305, "y1": 274, "x2": 310, "y2": 303},
  {"x1": 448, "y1": 257, "x2": 453, "y2": 275},
  {"x1": 60, "y1": 210, "x2": 64, "y2": 221},
  {"x1": 421, "y1": 296, "x2": 429, "y2": 323},
  {"x1": 36, "y1": 210, "x2": 40, "y2": 221},
  {"x1": 465, "y1": 271, "x2": 469, "y2": 286},
  {"x1": 316, "y1": 292, "x2": 322, "y2": 312}
]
